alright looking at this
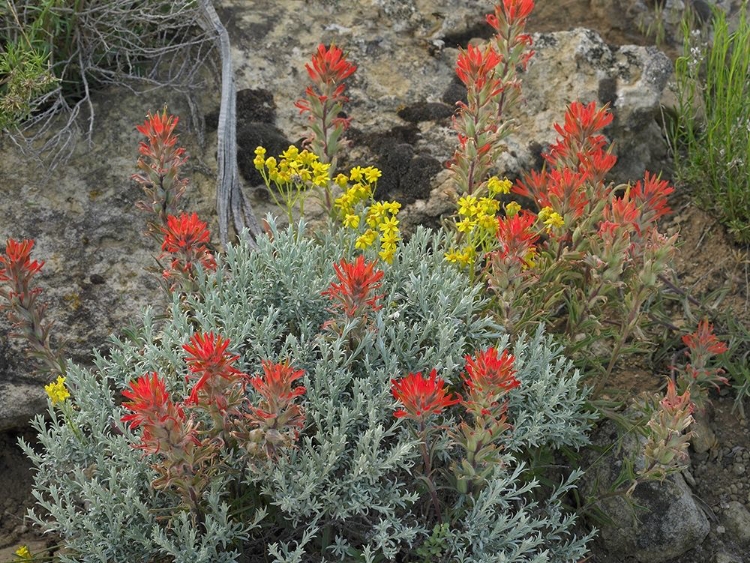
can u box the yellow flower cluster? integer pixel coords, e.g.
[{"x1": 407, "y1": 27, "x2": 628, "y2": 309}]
[
  {"x1": 254, "y1": 145, "x2": 330, "y2": 189},
  {"x1": 44, "y1": 375, "x2": 70, "y2": 405},
  {"x1": 537, "y1": 206, "x2": 565, "y2": 230},
  {"x1": 14, "y1": 545, "x2": 33, "y2": 561},
  {"x1": 334, "y1": 166, "x2": 401, "y2": 263},
  {"x1": 446, "y1": 184, "x2": 507, "y2": 267},
  {"x1": 486, "y1": 176, "x2": 512, "y2": 196}
]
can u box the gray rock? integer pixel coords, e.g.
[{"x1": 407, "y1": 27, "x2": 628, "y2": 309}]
[
  {"x1": 714, "y1": 551, "x2": 744, "y2": 563},
  {"x1": 723, "y1": 501, "x2": 750, "y2": 545},
  {"x1": 582, "y1": 422, "x2": 709, "y2": 562}
]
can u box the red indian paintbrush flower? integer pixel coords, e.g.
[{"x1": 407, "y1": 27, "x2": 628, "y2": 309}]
[
  {"x1": 391, "y1": 369, "x2": 460, "y2": 423},
  {"x1": 0, "y1": 238, "x2": 63, "y2": 373},
  {"x1": 121, "y1": 372, "x2": 199, "y2": 455},
  {"x1": 631, "y1": 171, "x2": 674, "y2": 224},
  {"x1": 250, "y1": 360, "x2": 306, "y2": 419},
  {"x1": 160, "y1": 212, "x2": 217, "y2": 280},
  {"x1": 455, "y1": 44, "x2": 503, "y2": 90},
  {"x1": 183, "y1": 332, "x2": 247, "y2": 405},
  {"x1": 463, "y1": 347, "x2": 519, "y2": 396},
  {"x1": 683, "y1": 320, "x2": 728, "y2": 360},
  {"x1": 304, "y1": 43, "x2": 357, "y2": 86},
  {"x1": 0, "y1": 239, "x2": 44, "y2": 285},
  {"x1": 322, "y1": 255, "x2": 384, "y2": 318},
  {"x1": 495, "y1": 210, "x2": 539, "y2": 263},
  {"x1": 132, "y1": 108, "x2": 188, "y2": 226}
]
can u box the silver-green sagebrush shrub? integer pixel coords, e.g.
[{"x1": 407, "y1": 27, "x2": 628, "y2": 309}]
[{"x1": 22, "y1": 222, "x2": 594, "y2": 562}]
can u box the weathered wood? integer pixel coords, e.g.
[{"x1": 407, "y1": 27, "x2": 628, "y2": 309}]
[{"x1": 200, "y1": 0, "x2": 261, "y2": 248}]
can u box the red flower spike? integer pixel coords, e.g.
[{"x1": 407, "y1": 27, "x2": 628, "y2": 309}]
[
  {"x1": 661, "y1": 379, "x2": 693, "y2": 416},
  {"x1": 306, "y1": 44, "x2": 357, "y2": 86},
  {"x1": 250, "y1": 360, "x2": 306, "y2": 416},
  {"x1": 486, "y1": 0, "x2": 535, "y2": 30},
  {"x1": 121, "y1": 372, "x2": 199, "y2": 455},
  {"x1": 496, "y1": 210, "x2": 540, "y2": 262},
  {"x1": 555, "y1": 101, "x2": 613, "y2": 142},
  {"x1": 0, "y1": 239, "x2": 44, "y2": 283},
  {"x1": 631, "y1": 171, "x2": 674, "y2": 224},
  {"x1": 391, "y1": 369, "x2": 461, "y2": 423},
  {"x1": 183, "y1": 332, "x2": 247, "y2": 405},
  {"x1": 322, "y1": 255, "x2": 384, "y2": 318},
  {"x1": 682, "y1": 320, "x2": 728, "y2": 359},
  {"x1": 122, "y1": 372, "x2": 178, "y2": 429},
  {"x1": 463, "y1": 347, "x2": 519, "y2": 397},
  {"x1": 160, "y1": 213, "x2": 217, "y2": 278},
  {"x1": 455, "y1": 44, "x2": 503, "y2": 89}
]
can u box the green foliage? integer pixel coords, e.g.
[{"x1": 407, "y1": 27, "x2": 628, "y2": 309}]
[
  {"x1": 669, "y1": 2, "x2": 750, "y2": 242},
  {"x1": 23, "y1": 221, "x2": 593, "y2": 562}
]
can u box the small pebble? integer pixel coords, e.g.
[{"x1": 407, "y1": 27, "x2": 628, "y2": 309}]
[
  {"x1": 733, "y1": 464, "x2": 745, "y2": 476},
  {"x1": 717, "y1": 525, "x2": 726, "y2": 534}
]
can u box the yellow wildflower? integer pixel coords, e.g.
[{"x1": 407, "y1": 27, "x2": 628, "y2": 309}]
[
  {"x1": 487, "y1": 176, "x2": 512, "y2": 196},
  {"x1": 384, "y1": 201, "x2": 401, "y2": 214},
  {"x1": 378, "y1": 216, "x2": 399, "y2": 235},
  {"x1": 380, "y1": 230, "x2": 400, "y2": 247},
  {"x1": 379, "y1": 246, "x2": 396, "y2": 264},
  {"x1": 14, "y1": 545, "x2": 33, "y2": 561},
  {"x1": 355, "y1": 229, "x2": 377, "y2": 249},
  {"x1": 478, "y1": 197, "x2": 500, "y2": 216},
  {"x1": 281, "y1": 145, "x2": 299, "y2": 160},
  {"x1": 264, "y1": 156, "x2": 277, "y2": 170},
  {"x1": 537, "y1": 206, "x2": 553, "y2": 223},
  {"x1": 366, "y1": 202, "x2": 388, "y2": 228},
  {"x1": 299, "y1": 150, "x2": 318, "y2": 166},
  {"x1": 477, "y1": 214, "x2": 498, "y2": 232},
  {"x1": 523, "y1": 249, "x2": 537, "y2": 269},
  {"x1": 253, "y1": 146, "x2": 267, "y2": 170},
  {"x1": 457, "y1": 195, "x2": 478, "y2": 217},
  {"x1": 349, "y1": 166, "x2": 365, "y2": 183},
  {"x1": 364, "y1": 167, "x2": 382, "y2": 184},
  {"x1": 44, "y1": 376, "x2": 70, "y2": 405},
  {"x1": 335, "y1": 173, "x2": 349, "y2": 189},
  {"x1": 505, "y1": 201, "x2": 522, "y2": 217},
  {"x1": 456, "y1": 218, "x2": 475, "y2": 233},
  {"x1": 544, "y1": 211, "x2": 565, "y2": 230},
  {"x1": 343, "y1": 214, "x2": 360, "y2": 229}
]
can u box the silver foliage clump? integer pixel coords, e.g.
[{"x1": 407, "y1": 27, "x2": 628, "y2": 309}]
[{"x1": 23, "y1": 222, "x2": 594, "y2": 562}]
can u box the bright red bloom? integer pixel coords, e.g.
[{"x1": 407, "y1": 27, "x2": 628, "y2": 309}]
[
  {"x1": 486, "y1": 0, "x2": 535, "y2": 30},
  {"x1": 305, "y1": 44, "x2": 357, "y2": 86},
  {"x1": 463, "y1": 347, "x2": 519, "y2": 396},
  {"x1": 0, "y1": 239, "x2": 44, "y2": 284},
  {"x1": 496, "y1": 210, "x2": 539, "y2": 263},
  {"x1": 160, "y1": 213, "x2": 217, "y2": 278},
  {"x1": 322, "y1": 255, "x2": 384, "y2": 318},
  {"x1": 122, "y1": 372, "x2": 177, "y2": 429},
  {"x1": 183, "y1": 332, "x2": 247, "y2": 405},
  {"x1": 455, "y1": 44, "x2": 503, "y2": 90},
  {"x1": 661, "y1": 378, "x2": 693, "y2": 416},
  {"x1": 136, "y1": 110, "x2": 180, "y2": 151},
  {"x1": 121, "y1": 372, "x2": 198, "y2": 455},
  {"x1": 391, "y1": 369, "x2": 460, "y2": 422},
  {"x1": 555, "y1": 101, "x2": 613, "y2": 143},
  {"x1": 631, "y1": 171, "x2": 674, "y2": 224},
  {"x1": 682, "y1": 320, "x2": 728, "y2": 359},
  {"x1": 602, "y1": 196, "x2": 642, "y2": 235},
  {"x1": 250, "y1": 360, "x2": 306, "y2": 419}
]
